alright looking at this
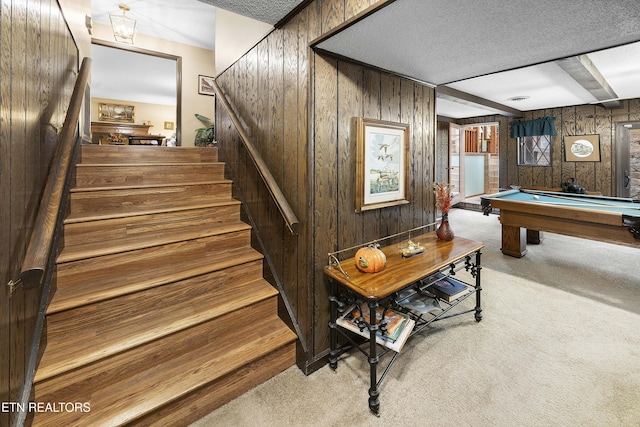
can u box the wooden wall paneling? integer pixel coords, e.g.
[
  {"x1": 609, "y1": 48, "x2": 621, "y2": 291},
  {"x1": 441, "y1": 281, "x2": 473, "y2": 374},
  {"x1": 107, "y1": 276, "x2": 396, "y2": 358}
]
[
  {"x1": 376, "y1": 73, "x2": 402, "y2": 240},
  {"x1": 39, "y1": 0, "x2": 54, "y2": 170},
  {"x1": 336, "y1": 61, "x2": 363, "y2": 252},
  {"x1": 400, "y1": 79, "x2": 418, "y2": 231},
  {"x1": 10, "y1": 0, "x2": 29, "y2": 409},
  {"x1": 505, "y1": 117, "x2": 518, "y2": 188},
  {"x1": 321, "y1": 0, "x2": 345, "y2": 34},
  {"x1": 561, "y1": 106, "x2": 577, "y2": 185},
  {"x1": 312, "y1": 54, "x2": 338, "y2": 355},
  {"x1": 360, "y1": 68, "x2": 383, "y2": 246},
  {"x1": 267, "y1": 30, "x2": 285, "y2": 286},
  {"x1": 541, "y1": 110, "x2": 554, "y2": 188},
  {"x1": 595, "y1": 106, "x2": 613, "y2": 196},
  {"x1": 548, "y1": 108, "x2": 563, "y2": 189},
  {"x1": 424, "y1": 86, "x2": 436, "y2": 220},
  {"x1": 408, "y1": 82, "x2": 425, "y2": 229},
  {"x1": 255, "y1": 40, "x2": 270, "y2": 238},
  {"x1": 0, "y1": 0, "x2": 12, "y2": 421},
  {"x1": 24, "y1": 2, "x2": 45, "y2": 411},
  {"x1": 345, "y1": 0, "x2": 376, "y2": 19},
  {"x1": 305, "y1": 0, "x2": 322, "y2": 42},
  {"x1": 282, "y1": 17, "x2": 301, "y2": 330},
  {"x1": 296, "y1": 9, "x2": 313, "y2": 355},
  {"x1": 517, "y1": 112, "x2": 533, "y2": 187},
  {"x1": 574, "y1": 105, "x2": 597, "y2": 191}
]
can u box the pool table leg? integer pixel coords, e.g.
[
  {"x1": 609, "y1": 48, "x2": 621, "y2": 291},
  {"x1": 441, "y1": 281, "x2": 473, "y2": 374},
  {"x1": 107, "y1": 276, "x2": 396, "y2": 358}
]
[
  {"x1": 527, "y1": 229, "x2": 544, "y2": 244},
  {"x1": 501, "y1": 224, "x2": 528, "y2": 257}
]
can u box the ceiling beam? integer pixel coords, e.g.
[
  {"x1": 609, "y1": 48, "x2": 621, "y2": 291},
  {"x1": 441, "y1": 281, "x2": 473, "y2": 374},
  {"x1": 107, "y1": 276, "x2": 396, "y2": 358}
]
[
  {"x1": 556, "y1": 55, "x2": 620, "y2": 108},
  {"x1": 435, "y1": 86, "x2": 523, "y2": 117}
]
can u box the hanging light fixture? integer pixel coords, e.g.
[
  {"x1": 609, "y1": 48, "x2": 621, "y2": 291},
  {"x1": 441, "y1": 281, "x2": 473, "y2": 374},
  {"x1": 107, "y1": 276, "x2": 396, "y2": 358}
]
[{"x1": 110, "y1": 4, "x2": 136, "y2": 44}]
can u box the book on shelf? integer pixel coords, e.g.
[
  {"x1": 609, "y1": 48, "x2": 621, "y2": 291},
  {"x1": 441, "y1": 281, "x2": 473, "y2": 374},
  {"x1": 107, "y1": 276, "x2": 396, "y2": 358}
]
[
  {"x1": 336, "y1": 303, "x2": 415, "y2": 352},
  {"x1": 427, "y1": 274, "x2": 471, "y2": 302}
]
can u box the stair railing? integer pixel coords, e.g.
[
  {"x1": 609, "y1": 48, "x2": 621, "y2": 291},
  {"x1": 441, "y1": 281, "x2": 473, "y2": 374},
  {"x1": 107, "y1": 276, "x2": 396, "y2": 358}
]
[
  {"x1": 13, "y1": 57, "x2": 91, "y2": 427},
  {"x1": 17, "y1": 57, "x2": 91, "y2": 291},
  {"x1": 211, "y1": 79, "x2": 299, "y2": 235}
]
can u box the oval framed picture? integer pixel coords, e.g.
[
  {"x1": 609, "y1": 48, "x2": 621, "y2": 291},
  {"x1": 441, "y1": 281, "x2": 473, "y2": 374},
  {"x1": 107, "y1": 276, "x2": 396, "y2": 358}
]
[{"x1": 564, "y1": 135, "x2": 601, "y2": 162}]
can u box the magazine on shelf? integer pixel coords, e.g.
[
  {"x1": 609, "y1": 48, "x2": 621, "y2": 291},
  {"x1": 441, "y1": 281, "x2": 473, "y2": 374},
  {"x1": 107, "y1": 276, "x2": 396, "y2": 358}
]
[
  {"x1": 336, "y1": 303, "x2": 415, "y2": 352},
  {"x1": 397, "y1": 289, "x2": 443, "y2": 314},
  {"x1": 427, "y1": 274, "x2": 471, "y2": 302}
]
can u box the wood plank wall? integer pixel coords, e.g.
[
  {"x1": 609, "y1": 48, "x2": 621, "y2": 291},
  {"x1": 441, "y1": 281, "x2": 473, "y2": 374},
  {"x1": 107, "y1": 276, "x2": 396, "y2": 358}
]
[
  {"x1": 0, "y1": 0, "x2": 78, "y2": 423},
  {"x1": 457, "y1": 100, "x2": 640, "y2": 196},
  {"x1": 216, "y1": 0, "x2": 436, "y2": 372}
]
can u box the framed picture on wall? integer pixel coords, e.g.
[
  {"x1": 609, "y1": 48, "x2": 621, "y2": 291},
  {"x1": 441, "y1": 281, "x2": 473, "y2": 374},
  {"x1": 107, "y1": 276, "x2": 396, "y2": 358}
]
[
  {"x1": 564, "y1": 134, "x2": 601, "y2": 162},
  {"x1": 355, "y1": 117, "x2": 411, "y2": 212},
  {"x1": 198, "y1": 75, "x2": 215, "y2": 95},
  {"x1": 98, "y1": 103, "x2": 134, "y2": 123}
]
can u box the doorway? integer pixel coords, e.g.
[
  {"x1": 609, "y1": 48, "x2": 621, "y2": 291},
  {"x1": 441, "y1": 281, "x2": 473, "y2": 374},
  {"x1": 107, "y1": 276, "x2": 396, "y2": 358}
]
[
  {"x1": 616, "y1": 121, "x2": 640, "y2": 200},
  {"x1": 91, "y1": 40, "x2": 182, "y2": 144},
  {"x1": 449, "y1": 122, "x2": 500, "y2": 204}
]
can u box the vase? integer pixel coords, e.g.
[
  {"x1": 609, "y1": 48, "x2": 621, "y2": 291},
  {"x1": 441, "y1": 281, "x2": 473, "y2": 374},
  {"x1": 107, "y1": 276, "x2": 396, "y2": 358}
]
[{"x1": 436, "y1": 213, "x2": 454, "y2": 241}]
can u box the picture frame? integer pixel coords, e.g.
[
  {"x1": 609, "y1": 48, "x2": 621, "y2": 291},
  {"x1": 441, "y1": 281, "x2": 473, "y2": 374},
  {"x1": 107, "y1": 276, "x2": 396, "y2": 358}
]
[
  {"x1": 355, "y1": 117, "x2": 410, "y2": 212},
  {"x1": 198, "y1": 75, "x2": 215, "y2": 96},
  {"x1": 564, "y1": 134, "x2": 601, "y2": 162},
  {"x1": 164, "y1": 121, "x2": 174, "y2": 130},
  {"x1": 98, "y1": 103, "x2": 134, "y2": 123}
]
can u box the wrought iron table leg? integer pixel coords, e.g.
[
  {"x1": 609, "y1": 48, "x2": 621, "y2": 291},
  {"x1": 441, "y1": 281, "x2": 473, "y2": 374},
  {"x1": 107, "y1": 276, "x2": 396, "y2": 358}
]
[
  {"x1": 328, "y1": 278, "x2": 339, "y2": 370},
  {"x1": 367, "y1": 300, "x2": 380, "y2": 414},
  {"x1": 474, "y1": 250, "x2": 483, "y2": 322}
]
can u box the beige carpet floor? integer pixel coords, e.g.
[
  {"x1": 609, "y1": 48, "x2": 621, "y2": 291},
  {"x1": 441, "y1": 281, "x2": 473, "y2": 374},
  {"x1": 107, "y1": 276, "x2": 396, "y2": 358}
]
[{"x1": 191, "y1": 208, "x2": 640, "y2": 427}]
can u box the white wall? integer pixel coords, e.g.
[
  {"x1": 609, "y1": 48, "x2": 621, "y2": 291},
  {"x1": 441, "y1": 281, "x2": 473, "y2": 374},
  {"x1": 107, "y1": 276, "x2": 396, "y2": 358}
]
[{"x1": 215, "y1": 9, "x2": 273, "y2": 74}]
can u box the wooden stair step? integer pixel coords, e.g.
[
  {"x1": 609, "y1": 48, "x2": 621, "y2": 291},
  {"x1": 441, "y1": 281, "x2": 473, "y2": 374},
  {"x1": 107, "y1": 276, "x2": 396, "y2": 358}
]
[
  {"x1": 62, "y1": 202, "x2": 241, "y2": 244},
  {"x1": 134, "y1": 341, "x2": 295, "y2": 426},
  {"x1": 74, "y1": 163, "x2": 225, "y2": 188},
  {"x1": 32, "y1": 301, "x2": 296, "y2": 426},
  {"x1": 67, "y1": 181, "x2": 233, "y2": 217},
  {"x1": 37, "y1": 277, "x2": 279, "y2": 383},
  {"x1": 64, "y1": 198, "x2": 239, "y2": 224},
  {"x1": 80, "y1": 145, "x2": 219, "y2": 164},
  {"x1": 51, "y1": 244, "x2": 263, "y2": 314},
  {"x1": 57, "y1": 220, "x2": 250, "y2": 263}
]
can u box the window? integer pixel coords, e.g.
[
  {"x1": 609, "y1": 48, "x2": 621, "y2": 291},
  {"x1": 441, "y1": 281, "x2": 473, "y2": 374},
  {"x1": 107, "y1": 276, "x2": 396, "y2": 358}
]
[{"x1": 518, "y1": 135, "x2": 552, "y2": 166}]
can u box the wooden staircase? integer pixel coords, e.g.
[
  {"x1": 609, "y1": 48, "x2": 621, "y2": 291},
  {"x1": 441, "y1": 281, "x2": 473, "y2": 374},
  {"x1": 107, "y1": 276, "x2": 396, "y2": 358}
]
[{"x1": 30, "y1": 145, "x2": 297, "y2": 426}]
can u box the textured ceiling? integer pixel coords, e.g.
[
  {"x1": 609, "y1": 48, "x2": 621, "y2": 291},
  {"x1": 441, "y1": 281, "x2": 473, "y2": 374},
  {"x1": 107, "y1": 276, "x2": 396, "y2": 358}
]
[
  {"x1": 196, "y1": 0, "x2": 305, "y2": 25},
  {"x1": 316, "y1": 0, "x2": 640, "y2": 86},
  {"x1": 316, "y1": 0, "x2": 640, "y2": 118}
]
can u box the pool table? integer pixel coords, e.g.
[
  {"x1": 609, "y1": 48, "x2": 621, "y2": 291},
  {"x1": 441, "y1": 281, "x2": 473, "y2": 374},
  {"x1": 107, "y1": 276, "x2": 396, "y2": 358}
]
[{"x1": 481, "y1": 189, "x2": 640, "y2": 257}]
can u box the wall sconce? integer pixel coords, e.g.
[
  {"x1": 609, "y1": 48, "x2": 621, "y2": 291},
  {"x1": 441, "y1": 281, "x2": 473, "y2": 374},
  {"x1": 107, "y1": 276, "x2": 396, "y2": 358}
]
[{"x1": 110, "y1": 4, "x2": 136, "y2": 44}]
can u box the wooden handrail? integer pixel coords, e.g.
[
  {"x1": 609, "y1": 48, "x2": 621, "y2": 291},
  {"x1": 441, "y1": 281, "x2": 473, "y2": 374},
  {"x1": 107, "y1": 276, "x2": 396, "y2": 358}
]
[
  {"x1": 212, "y1": 80, "x2": 299, "y2": 235},
  {"x1": 19, "y1": 57, "x2": 92, "y2": 288}
]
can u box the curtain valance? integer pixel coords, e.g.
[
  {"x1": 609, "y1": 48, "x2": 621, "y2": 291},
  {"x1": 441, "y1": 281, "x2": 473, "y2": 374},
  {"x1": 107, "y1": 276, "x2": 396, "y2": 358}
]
[{"x1": 511, "y1": 116, "x2": 557, "y2": 138}]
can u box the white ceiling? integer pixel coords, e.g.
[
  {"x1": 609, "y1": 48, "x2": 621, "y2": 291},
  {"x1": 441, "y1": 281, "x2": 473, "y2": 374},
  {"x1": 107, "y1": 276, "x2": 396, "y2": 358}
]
[{"x1": 91, "y1": 0, "x2": 640, "y2": 119}]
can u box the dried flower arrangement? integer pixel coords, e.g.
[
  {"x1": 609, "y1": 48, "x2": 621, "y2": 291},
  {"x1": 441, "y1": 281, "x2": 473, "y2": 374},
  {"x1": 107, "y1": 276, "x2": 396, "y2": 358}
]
[{"x1": 433, "y1": 182, "x2": 452, "y2": 214}]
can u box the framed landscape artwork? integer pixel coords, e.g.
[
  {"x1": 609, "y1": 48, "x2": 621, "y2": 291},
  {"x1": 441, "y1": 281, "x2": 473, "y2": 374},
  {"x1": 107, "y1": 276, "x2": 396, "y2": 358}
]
[
  {"x1": 564, "y1": 134, "x2": 601, "y2": 162},
  {"x1": 98, "y1": 103, "x2": 134, "y2": 123},
  {"x1": 355, "y1": 117, "x2": 410, "y2": 212}
]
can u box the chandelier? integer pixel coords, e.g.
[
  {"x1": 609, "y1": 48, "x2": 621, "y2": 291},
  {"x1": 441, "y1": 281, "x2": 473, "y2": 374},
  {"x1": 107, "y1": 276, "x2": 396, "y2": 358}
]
[{"x1": 109, "y1": 4, "x2": 136, "y2": 44}]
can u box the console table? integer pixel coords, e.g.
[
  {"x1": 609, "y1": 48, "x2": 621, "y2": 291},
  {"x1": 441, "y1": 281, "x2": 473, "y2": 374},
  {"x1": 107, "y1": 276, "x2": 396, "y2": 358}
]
[{"x1": 324, "y1": 232, "x2": 484, "y2": 414}]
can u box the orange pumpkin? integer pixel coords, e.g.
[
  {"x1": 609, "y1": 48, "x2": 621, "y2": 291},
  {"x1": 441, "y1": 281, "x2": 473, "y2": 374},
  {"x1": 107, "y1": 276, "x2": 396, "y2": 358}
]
[{"x1": 355, "y1": 244, "x2": 386, "y2": 273}]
